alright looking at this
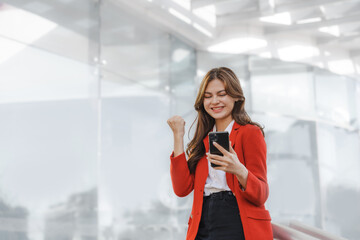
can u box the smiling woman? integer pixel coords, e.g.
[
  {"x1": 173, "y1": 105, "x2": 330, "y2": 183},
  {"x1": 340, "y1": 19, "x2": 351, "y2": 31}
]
[
  {"x1": 167, "y1": 67, "x2": 273, "y2": 240},
  {"x1": 203, "y1": 80, "x2": 237, "y2": 128}
]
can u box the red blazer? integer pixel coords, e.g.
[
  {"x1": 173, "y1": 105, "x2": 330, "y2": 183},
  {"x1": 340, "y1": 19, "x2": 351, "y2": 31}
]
[{"x1": 170, "y1": 122, "x2": 273, "y2": 240}]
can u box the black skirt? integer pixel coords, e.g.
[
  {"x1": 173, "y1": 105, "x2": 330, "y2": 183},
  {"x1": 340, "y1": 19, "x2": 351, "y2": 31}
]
[{"x1": 195, "y1": 191, "x2": 245, "y2": 240}]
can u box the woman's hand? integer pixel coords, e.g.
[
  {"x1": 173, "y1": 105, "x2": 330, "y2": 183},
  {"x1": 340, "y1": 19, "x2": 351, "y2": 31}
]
[
  {"x1": 207, "y1": 141, "x2": 248, "y2": 189},
  {"x1": 167, "y1": 116, "x2": 185, "y2": 157},
  {"x1": 167, "y1": 115, "x2": 185, "y2": 137}
]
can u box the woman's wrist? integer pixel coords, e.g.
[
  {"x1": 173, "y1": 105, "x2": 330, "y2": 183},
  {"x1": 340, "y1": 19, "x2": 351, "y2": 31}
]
[
  {"x1": 173, "y1": 134, "x2": 184, "y2": 157},
  {"x1": 235, "y1": 165, "x2": 248, "y2": 189}
]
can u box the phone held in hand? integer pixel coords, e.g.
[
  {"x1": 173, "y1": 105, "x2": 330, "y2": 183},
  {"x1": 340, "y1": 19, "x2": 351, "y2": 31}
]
[{"x1": 208, "y1": 131, "x2": 229, "y2": 168}]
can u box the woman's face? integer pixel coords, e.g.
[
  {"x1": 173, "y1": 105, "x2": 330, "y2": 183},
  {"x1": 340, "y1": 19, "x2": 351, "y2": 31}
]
[{"x1": 203, "y1": 79, "x2": 237, "y2": 122}]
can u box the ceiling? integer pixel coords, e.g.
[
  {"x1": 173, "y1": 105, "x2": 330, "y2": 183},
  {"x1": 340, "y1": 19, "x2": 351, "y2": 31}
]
[
  {"x1": 2, "y1": 0, "x2": 360, "y2": 79},
  {"x1": 115, "y1": 0, "x2": 360, "y2": 79}
]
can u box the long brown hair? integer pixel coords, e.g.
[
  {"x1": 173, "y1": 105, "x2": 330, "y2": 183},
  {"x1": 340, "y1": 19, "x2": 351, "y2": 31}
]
[{"x1": 186, "y1": 67, "x2": 264, "y2": 174}]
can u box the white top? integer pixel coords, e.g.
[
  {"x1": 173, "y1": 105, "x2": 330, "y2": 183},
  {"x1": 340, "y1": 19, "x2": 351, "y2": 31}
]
[{"x1": 203, "y1": 120, "x2": 234, "y2": 196}]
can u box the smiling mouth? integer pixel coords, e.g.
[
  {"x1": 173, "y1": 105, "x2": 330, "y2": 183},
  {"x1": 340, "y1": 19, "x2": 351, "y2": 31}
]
[{"x1": 211, "y1": 106, "x2": 224, "y2": 112}]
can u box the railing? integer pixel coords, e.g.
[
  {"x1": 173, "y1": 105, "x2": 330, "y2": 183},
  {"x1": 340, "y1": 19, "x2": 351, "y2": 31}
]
[{"x1": 272, "y1": 221, "x2": 348, "y2": 240}]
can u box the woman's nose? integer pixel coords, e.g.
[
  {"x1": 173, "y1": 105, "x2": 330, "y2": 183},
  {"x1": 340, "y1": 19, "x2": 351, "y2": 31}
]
[{"x1": 211, "y1": 96, "x2": 219, "y2": 104}]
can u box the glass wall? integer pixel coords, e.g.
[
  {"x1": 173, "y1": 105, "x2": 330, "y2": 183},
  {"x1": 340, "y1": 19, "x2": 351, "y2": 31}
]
[
  {"x1": 0, "y1": 1, "x2": 359, "y2": 240},
  {"x1": 99, "y1": 2, "x2": 196, "y2": 239},
  {"x1": 248, "y1": 56, "x2": 360, "y2": 239},
  {"x1": 0, "y1": 0, "x2": 100, "y2": 239}
]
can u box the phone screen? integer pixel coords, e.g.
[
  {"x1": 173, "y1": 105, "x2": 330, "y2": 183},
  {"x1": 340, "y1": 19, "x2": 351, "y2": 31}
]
[{"x1": 208, "y1": 131, "x2": 229, "y2": 167}]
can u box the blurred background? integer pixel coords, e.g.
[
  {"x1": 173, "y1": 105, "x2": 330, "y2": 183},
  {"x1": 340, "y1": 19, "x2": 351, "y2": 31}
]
[{"x1": 0, "y1": 0, "x2": 359, "y2": 239}]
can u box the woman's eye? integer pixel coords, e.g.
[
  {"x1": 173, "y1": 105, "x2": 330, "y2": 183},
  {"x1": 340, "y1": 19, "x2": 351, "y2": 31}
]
[
  {"x1": 219, "y1": 94, "x2": 227, "y2": 97},
  {"x1": 204, "y1": 95, "x2": 211, "y2": 98}
]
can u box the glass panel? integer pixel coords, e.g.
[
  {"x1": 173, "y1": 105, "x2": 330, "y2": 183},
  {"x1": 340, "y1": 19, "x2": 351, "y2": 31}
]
[
  {"x1": 249, "y1": 56, "x2": 315, "y2": 118},
  {"x1": 0, "y1": 1, "x2": 99, "y2": 239},
  {"x1": 0, "y1": 0, "x2": 98, "y2": 65},
  {"x1": 100, "y1": 2, "x2": 171, "y2": 89},
  {"x1": 100, "y1": 76, "x2": 194, "y2": 240},
  {"x1": 317, "y1": 123, "x2": 360, "y2": 239},
  {"x1": 252, "y1": 113, "x2": 321, "y2": 226},
  {"x1": 314, "y1": 68, "x2": 357, "y2": 127},
  {"x1": 169, "y1": 36, "x2": 196, "y2": 117},
  {"x1": 99, "y1": 2, "x2": 196, "y2": 239}
]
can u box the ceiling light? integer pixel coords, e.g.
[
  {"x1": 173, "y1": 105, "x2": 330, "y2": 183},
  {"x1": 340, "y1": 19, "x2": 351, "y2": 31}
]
[
  {"x1": 296, "y1": 17, "x2": 321, "y2": 24},
  {"x1": 207, "y1": 38, "x2": 268, "y2": 54},
  {"x1": 168, "y1": 8, "x2": 191, "y2": 24},
  {"x1": 278, "y1": 45, "x2": 319, "y2": 61},
  {"x1": 260, "y1": 12, "x2": 291, "y2": 25},
  {"x1": 193, "y1": 23, "x2": 212, "y2": 37},
  {"x1": 319, "y1": 25, "x2": 340, "y2": 37}
]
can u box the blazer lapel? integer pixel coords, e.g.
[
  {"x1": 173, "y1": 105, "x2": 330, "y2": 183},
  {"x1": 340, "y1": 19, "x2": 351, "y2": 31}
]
[
  {"x1": 197, "y1": 134, "x2": 210, "y2": 187},
  {"x1": 203, "y1": 134, "x2": 209, "y2": 153},
  {"x1": 229, "y1": 121, "x2": 240, "y2": 148},
  {"x1": 227, "y1": 122, "x2": 241, "y2": 190}
]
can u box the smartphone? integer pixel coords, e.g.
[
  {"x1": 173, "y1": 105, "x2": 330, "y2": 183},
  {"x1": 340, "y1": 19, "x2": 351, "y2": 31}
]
[{"x1": 208, "y1": 131, "x2": 229, "y2": 168}]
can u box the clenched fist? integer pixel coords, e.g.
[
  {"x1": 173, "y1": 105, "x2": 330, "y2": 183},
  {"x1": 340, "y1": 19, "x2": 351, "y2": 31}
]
[{"x1": 167, "y1": 115, "x2": 185, "y2": 137}]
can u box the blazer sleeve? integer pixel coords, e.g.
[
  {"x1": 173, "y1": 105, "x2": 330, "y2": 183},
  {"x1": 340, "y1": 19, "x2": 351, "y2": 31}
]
[
  {"x1": 170, "y1": 152, "x2": 194, "y2": 197},
  {"x1": 240, "y1": 126, "x2": 269, "y2": 206}
]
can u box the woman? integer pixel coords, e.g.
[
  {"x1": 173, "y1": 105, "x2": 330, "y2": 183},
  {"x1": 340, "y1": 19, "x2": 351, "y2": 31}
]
[{"x1": 167, "y1": 67, "x2": 273, "y2": 240}]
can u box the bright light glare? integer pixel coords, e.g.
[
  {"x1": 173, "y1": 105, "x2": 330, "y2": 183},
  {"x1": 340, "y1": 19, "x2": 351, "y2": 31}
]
[
  {"x1": 328, "y1": 59, "x2": 355, "y2": 74},
  {"x1": 315, "y1": 62, "x2": 324, "y2": 68},
  {"x1": 319, "y1": 6, "x2": 326, "y2": 14},
  {"x1": 331, "y1": 107, "x2": 350, "y2": 125},
  {"x1": 260, "y1": 12, "x2": 291, "y2": 25},
  {"x1": 297, "y1": 17, "x2": 321, "y2": 24},
  {"x1": 197, "y1": 69, "x2": 206, "y2": 77},
  {"x1": 356, "y1": 63, "x2": 360, "y2": 74},
  {"x1": 192, "y1": 5, "x2": 216, "y2": 27},
  {"x1": 0, "y1": 38, "x2": 26, "y2": 65},
  {"x1": 269, "y1": 0, "x2": 275, "y2": 8},
  {"x1": 193, "y1": 23, "x2": 212, "y2": 37},
  {"x1": 172, "y1": 48, "x2": 190, "y2": 62},
  {"x1": 0, "y1": 4, "x2": 57, "y2": 64},
  {"x1": 0, "y1": 5, "x2": 57, "y2": 44},
  {"x1": 259, "y1": 52, "x2": 272, "y2": 58},
  {"x1": 319, "y1": 25, "x2": 340, "y2": 37},
  {"x1": 172, "y1": 0, "x2": 191, "y2": 10},
  {"x1": 207, "y1": 38, "x2": 267, "y2": 54},
  {"x1": 278, "y1": 45, "x2": 319, "y2": 61},
  {"x1": 168, "y1": 8, "x2": 191, "y2": 24}
]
